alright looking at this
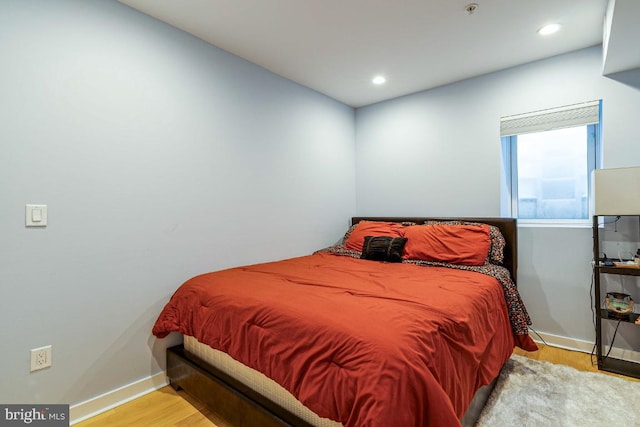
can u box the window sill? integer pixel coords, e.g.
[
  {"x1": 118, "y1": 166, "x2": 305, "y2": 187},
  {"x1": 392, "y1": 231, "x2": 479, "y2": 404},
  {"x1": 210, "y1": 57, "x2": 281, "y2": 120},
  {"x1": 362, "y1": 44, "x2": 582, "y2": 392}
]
[{"x1": 516, "y1": 220, "x2": 592, "y2": 228}]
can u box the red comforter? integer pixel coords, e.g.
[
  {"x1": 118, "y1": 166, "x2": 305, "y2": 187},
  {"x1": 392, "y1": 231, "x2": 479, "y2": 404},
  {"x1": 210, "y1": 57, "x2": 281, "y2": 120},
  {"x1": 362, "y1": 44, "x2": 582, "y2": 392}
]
[{"x1": 153, "y1": 253, "x2": 514, "y2": 427}]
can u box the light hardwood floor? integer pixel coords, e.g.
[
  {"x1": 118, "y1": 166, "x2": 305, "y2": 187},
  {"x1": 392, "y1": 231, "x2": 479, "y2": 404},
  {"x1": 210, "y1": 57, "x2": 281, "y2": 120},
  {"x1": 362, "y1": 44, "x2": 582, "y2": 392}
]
[{"x1": 76, "y1": 344, "x2": 638, "y2": 427}]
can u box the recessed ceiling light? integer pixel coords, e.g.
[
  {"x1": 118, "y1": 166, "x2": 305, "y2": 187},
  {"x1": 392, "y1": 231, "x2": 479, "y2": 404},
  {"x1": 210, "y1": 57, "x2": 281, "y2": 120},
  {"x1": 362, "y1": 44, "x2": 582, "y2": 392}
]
[
  {"x1": 537, "y1": 23, "x2": 561, "y2": 36},
  {"x1": 372, "y1": 76, "x2": 386, "y2": 85}
]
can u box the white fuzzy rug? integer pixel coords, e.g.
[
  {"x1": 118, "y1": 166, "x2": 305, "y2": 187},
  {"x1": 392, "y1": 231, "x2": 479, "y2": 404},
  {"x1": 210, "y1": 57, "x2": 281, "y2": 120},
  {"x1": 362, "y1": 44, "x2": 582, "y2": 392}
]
[{"x1": 476, "y1": 354, "x2": 640, "y2": 426}]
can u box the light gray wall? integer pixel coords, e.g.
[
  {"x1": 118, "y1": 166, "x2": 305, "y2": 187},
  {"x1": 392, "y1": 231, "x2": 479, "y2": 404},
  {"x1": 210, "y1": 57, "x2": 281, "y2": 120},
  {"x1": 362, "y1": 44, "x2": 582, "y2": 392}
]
[
  {"x1": 0, "y1": 0, "x2": 355, "y2": 405},
  {"x1": 355, "y1": 46, "x2": 640, "y2": 349}
]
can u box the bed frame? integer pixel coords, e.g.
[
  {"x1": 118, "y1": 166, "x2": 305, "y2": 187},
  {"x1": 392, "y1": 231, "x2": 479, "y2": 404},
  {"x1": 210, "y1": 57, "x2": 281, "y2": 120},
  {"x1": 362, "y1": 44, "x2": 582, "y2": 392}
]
[{"x1": 166, "y1": 217, "x2": 518, "y2": 427}]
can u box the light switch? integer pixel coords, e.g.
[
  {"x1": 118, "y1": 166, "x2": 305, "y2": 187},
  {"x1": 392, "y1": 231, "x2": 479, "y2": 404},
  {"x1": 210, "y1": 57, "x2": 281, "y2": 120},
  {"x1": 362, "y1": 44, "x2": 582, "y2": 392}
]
[{"x1": 26, "y1": 204, "x2": 47, "y2": 227}]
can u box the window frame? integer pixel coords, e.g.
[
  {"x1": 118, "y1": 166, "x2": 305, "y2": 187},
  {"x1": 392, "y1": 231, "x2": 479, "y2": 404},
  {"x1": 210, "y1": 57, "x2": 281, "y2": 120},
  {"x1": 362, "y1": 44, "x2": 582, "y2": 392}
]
[{"x1": 501, "y1": 111, "x2": 601, "y2": 227}]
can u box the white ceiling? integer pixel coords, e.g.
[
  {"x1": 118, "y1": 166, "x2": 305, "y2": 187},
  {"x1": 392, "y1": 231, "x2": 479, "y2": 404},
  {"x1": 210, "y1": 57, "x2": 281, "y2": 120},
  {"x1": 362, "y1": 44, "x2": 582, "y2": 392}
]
[{"x1": 118, "y1": 0, "x2": 638, "y2": 108}]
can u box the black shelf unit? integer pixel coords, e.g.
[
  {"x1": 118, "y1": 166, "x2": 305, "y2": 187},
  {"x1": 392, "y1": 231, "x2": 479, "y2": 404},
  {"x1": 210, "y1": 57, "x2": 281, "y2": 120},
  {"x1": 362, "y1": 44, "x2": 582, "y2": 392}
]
[{"x1": 592, "y1": 215, "x2": 640, "y2": 380}]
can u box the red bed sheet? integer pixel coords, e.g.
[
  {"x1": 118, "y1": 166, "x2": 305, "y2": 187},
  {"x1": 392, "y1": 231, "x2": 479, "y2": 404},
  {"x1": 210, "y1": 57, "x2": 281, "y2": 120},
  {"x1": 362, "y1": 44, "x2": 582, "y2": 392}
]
[{"x1": 153, "y1": 252, "x2": 514, "y2": 427}]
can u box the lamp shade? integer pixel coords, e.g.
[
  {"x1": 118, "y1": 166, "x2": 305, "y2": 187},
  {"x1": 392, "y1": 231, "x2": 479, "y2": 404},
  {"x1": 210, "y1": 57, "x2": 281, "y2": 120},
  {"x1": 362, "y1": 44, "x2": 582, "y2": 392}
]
[{"x1": 592, "y1": 167, "x2": 640, "y2": 215}]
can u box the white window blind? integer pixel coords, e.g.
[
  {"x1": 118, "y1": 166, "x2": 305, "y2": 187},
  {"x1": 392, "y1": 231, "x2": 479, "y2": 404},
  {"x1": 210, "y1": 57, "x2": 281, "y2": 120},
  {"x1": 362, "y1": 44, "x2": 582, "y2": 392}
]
[{"x1": 500, "y1": 100, "x2": 600, "y2": 137}]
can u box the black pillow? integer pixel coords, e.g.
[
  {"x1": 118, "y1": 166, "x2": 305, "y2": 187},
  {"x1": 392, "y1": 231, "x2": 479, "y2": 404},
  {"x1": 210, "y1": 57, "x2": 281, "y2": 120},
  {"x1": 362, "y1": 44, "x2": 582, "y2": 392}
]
[{"x1": 360, "y1": 236, "x2": 408, "y2": 263}]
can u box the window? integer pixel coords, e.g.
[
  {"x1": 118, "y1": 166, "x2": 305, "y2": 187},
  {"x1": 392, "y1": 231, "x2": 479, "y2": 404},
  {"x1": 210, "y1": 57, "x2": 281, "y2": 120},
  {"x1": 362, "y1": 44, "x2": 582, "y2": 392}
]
[{"x1": 501, "y1": 101, "x2": 601, "y2": 224}]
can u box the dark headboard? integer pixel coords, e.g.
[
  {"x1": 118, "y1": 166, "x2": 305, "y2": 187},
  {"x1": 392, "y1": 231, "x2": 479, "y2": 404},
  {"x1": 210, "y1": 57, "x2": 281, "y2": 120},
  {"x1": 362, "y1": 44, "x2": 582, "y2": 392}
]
[{"x1": 351, "y1": 217, "x2": 518, "y2": 282}]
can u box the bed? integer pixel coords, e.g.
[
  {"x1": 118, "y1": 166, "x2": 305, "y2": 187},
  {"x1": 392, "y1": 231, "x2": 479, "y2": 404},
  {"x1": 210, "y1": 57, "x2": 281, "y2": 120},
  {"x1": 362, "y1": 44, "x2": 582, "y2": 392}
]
[{"x1": 152, "y1": 217, "x2": 536, "y2": 427}]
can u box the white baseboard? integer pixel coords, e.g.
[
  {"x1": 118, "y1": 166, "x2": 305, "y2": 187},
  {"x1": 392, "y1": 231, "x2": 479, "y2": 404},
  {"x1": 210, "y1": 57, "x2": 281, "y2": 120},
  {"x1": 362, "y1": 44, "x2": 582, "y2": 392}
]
[
  {"x1": 531, "y1": 330, "x2": 640, "y2": 363},
  {"x1": 69, "y1": 372, "x2": 168, "y2": 425},
  {"x1": 530, "y1": 331, "x2": 595, "y2": 353}
]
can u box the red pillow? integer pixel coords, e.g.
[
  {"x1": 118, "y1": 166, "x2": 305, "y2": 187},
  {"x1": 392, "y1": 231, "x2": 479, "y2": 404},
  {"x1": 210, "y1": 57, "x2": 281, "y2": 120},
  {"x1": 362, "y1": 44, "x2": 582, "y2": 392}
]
[
  {"x1": 403, "y1": 224, "x2": 491, "y2": 266},
  {"x1": 345, "y1": 221, "x2": 406, "y2": 252}
]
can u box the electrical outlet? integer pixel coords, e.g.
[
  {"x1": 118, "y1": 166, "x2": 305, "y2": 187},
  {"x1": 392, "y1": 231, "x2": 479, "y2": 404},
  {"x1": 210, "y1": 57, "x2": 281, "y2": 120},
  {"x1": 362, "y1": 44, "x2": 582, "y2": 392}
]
[{"x1": 30, "y1": 345, "x2": 52, "y2": 372}]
